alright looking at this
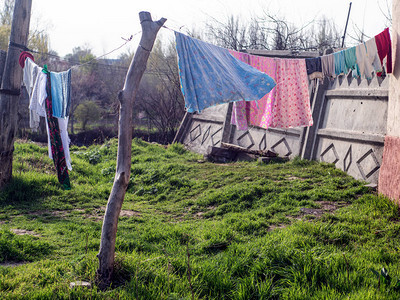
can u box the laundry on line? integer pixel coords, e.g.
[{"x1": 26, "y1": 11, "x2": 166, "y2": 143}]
[
  {"x1": 174, "y1": 28, "x2": 392, "y2": 131},
  {"x1": 20, "y1": 52, "x2": 72, "y2": 189}
]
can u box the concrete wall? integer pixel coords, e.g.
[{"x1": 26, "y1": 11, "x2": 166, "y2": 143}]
[
  {"x1": 174, "y1": 50, "x2": 389, "y2": 185},
  {"x1": 308, "y1": 74, "x2": 388, "y2": 184}
]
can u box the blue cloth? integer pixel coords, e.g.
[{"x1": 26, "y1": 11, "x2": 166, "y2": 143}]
[
  {"x1": 50, "y1": 69, "x2": 71, "y2": 118},
  {"x1": 175, "y1": 32, "x2": 276, "y2": 113},
  {"x1": 334, "y1": 51, "x2": 347, "y2": 76},
  {"x1": 344, "y1": 46, "x2": 360, "y2": 78}
]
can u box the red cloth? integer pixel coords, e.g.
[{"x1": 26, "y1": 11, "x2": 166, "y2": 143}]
[
  {"x1": 375, "y1": 27, "x2": 392, "y2": 75},
  {"x1": 19, "y1": 51, "x2": 34, "y2": 68}
]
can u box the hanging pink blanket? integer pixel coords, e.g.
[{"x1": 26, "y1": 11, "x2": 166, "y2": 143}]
[
  {"x1": 230, "y1": 51, "x2": 276, "y2": 130},
  {"x1": 230, "y1": 52, "x2": 313, "y2": 130}
]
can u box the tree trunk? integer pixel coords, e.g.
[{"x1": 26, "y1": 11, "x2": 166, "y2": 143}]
[
  {"x1": 0, "y1": 0, "x2": 32, "y2": 188},
  {"x1": 96, "y1": 11, "x2": 166, "y2": 289}
]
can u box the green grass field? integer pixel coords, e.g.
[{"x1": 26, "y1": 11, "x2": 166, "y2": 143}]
[{"x1": 1, "y1": 139, "x2": 400, "y2": 299}]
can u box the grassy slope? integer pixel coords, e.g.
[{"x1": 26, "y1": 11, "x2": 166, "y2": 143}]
[{"x1": 0, "y1": 139, "x2": 400, "y2": 299}]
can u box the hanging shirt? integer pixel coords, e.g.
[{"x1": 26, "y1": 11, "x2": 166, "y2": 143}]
[
  {"x1": 305, "y1": 57, "x2": 323, "y2": 80},
  {"x1": 174, "y1": 32, "x2": 276, "y2": 113},
  {"x1": 23, "y1": 58, "x2": 41, "y2": 131},
  {"x1": 375, "y1": 27, "x2": 392, "y2": 75},
  {"x1": 344, "y1": 46, "x2": 360, "y2": 78},
  {"x1": 356, "y1": 42, "x2": 374, "y2": 80},
  {"x1": 50, "y1": 69, "x2": 71, "y2": 118},
  {"x1": 29, "y1": 71, "x2": 47, "y2": 118},
  {"x1": 321, "y1": 54, "x2": 335, "y2": 79},
  {"x1": 334, "y1": 51, "x2": 347, "y2": 76},
  {"x1": 364, "y1": 38, "x2": 382, "y2": 74}
]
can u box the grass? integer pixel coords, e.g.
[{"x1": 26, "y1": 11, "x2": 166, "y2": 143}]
[{"x1": 0, "y1": 138, "x2": 400, "y2": 299}]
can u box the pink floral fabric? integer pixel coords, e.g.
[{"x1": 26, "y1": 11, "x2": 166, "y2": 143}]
[
  {"x1": 269, "y1": 58, "x2": 313, "y2": 128},
  {"x1": 230, "y1": 52, "x2": 313, "y2": 130}
]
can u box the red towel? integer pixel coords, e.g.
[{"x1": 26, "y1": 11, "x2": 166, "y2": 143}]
[
  {"x1": 18, "y1": 51, "x2": 34, "y2": 68},
  {"x1": 375, "y1": 27, "x2": 392, "y2": 75}
]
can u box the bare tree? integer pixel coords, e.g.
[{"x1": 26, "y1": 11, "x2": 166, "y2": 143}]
[
  {"x1": 206, "y1": 12, "x2": 341, "y2": 54},
  {"x1": 96, "y1": 11, "x2": 166, "y2": 289},
  {"x1": 378, "y1": 0, "x2": 392, "y2": 27},
  {"x1": 301, "y1": 17, "x2": 341, "y2": 52},
  {"x1": 206, "y1": 15, "x2": 269, "y2": 50}
]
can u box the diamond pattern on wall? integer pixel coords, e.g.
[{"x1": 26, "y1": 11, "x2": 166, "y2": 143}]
[
  {"x1": 189, "y1": 124, "x2": 201, "y2": 142},
  {"x1": 259, "y1": 133, "x2": 267, "y2": 151},
  {"x1": 356, "y1": 149, "x2": 380, "y2": 180},
  {"x1": 201, "y1": 125, "x2": 211, "y2": 145},
  {"x1": 271, "y1": 138, "x2": 292, "y2": 156},
  {"x1": 320, "y1": 143, "x2": 339, "y2": 164},
  {"x1": 343, "y1": 145, "x2": 352, "y2": 172},
  {"x1": 211, "y1": 127, "x2": 222, "y2": 146},
  {"x1": 237, "y1": 131, "x2": 255, "y2": 149}
]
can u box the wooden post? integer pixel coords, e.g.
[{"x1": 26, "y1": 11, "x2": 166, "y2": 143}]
[
  {"x1": 96, "y1": 11, "x2": 166, "y2": 289},
  {"x1": 0, "y1": 0, "x2": 32, "y2": 188}
]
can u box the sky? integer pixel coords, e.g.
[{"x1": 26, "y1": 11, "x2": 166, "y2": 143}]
[{"x1": 26, "y1": 0, "x2": 392, "y2": 59}]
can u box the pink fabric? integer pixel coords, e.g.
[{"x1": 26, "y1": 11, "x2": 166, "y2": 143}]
[
  {"x1": 269, "y1": 58, "x2": 313, "y2": 128},
  {"x1": 229, "y1": 51, "x2": 276, "y2": 130},
  {"x1": 230, "y1": 51, "x2": 313, "y2": 130}
]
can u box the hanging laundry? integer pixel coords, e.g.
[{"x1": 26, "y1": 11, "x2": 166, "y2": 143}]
[
  {"x1": 50, "y1": 70, "x2": 71, "y2": 118},
  {"x1": 364, "y1": 38, "x2": 382, "y2": 74},
  {"x1": 174, "y1": 32, "x2": 276, "y2": 113},
  {"x1": 334, "y1": 51, "x2": 347, "y2": 76},
  {"x1": 375, "y1": 27, "x2": 392, "y2": 75},
  {"x1": 231, "y1": 54, "x2": 312, "y2": 130},
  {"x1": 22, "y1": 57, "x2": 42, "y2": 131},
  {"x1": 45, "y1": 117, "x2": 72, "y2": 171},
  {"x1": 44, "y1": 72, "x2": 71, "y2": 190},
  {"x1": 321, "y1": 54, "x2": 335, "y2": 79},
  {"x1": 355, "y1": 42, "x2": 375, "y2": 80},
  {"x1": 20, "y1": 53, "x2": 73, "y2": 187},
  {"x1": 344, "y1": 46, "x2": 360, "y2": 78},
  {"x1": 19, "y1": 51, "x2": 34, "y2": 68},
  {"x1": 269, "y1": 58, "x2": 313, "y2": 129},
  {"x1": 305, "y1": 57, "x2": 323, "y2": 80},
  {"x1": 230, "y1": 52, "x2": 277, "y2": 130},
  {"x1": 29, "y1": 71, "x2": 47, "y2": 118}
]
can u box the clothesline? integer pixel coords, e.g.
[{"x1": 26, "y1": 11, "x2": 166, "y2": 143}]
[
  {"x1": 173, "y1": 27, "x2": 392, "y2": 132},
  {"x1": 13, "y1": 31, "x2": 140, "y2": 71}
]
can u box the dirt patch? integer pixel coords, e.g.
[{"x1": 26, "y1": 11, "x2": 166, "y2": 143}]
[
  {"x1": 98, "y1": 206, "x2": 141, "y2": 220},
  {"x1": 23, "y1": 209, "x2": 83, "y2": 219},
  {"x1": 120, "y1": 210, "x2": 141, "y2": 218},
  {"x1": 267, "y1": 224, "x2": 288, "y2": 231},
  {"x1": 16, "y1": 207, "x2": 140, "y2": 222},
  {"x1": 299, "y1": 201, "x2": 348, "y2": 218},
  {"x1": 11, "y1": 228, "x2": 41, "y2": 237},
  {"x1": 194, "y1": 206, "x2": 215, "y2": 219},
  {"x1": 268, "y1": 201, "x2": 349, "y2": 231},
  {"x1": 0, "y1": 262, "x2": 27, "y2": 268}
]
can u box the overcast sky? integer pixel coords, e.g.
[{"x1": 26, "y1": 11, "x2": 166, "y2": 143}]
[{"x1": 24, "y1": 0, "x2": 392, "y2": 58}]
